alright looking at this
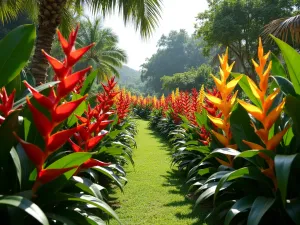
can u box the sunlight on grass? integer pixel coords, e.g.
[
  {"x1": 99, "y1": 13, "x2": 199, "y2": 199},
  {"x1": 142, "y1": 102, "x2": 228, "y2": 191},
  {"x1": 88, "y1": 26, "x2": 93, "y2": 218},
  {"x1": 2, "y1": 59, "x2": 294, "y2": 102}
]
[{"x1": 110, "y1": 120, "x2": 207, "y2": 225}]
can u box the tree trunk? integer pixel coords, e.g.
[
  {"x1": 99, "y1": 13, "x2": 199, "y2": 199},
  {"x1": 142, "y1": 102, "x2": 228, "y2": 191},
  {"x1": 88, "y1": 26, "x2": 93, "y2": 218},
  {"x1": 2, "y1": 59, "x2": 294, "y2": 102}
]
[{"x1": 30, "y1": 0, "x2": 67, "y2": 85}]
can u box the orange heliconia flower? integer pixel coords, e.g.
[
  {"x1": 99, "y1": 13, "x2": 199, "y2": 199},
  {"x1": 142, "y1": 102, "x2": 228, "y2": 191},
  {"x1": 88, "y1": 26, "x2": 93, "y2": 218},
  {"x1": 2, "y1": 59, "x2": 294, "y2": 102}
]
[
  {"x1": 205, "y1": 48, "x2": 242, "y2": 167},
  {"x1": 237, "y1": 38, "x2": 289, "y2": 188}
]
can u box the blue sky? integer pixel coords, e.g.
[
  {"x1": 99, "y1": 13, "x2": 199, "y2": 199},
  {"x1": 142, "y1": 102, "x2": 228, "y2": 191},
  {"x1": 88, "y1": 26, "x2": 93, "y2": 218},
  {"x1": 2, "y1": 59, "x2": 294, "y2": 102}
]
[{"x1": 96, "y1": 0, "x2": 208, "y2": 70}]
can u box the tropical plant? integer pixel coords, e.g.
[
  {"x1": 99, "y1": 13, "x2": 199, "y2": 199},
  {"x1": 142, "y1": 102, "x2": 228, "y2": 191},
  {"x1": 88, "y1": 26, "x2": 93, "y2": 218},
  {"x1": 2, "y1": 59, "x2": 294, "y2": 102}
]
[
  {"x1": 0, "y1": 0, "x2": 162, "y2": 84},
  {"x1": 136, "y1": 37, "x2": 300, "y2": 225},
  {"x1": 76, "y1": 16, "x2": 127, "y2": 82},
  {"x1": 0, "y1": 24, "x2": 137, "y2": 225}
]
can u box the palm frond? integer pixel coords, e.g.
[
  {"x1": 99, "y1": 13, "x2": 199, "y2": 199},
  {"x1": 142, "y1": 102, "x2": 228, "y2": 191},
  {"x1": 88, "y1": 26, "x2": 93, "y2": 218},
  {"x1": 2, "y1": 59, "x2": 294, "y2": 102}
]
[
  {"x1": 263, "y1": 15, "x2": 300, "y2": 44},
  {"x1": 84, "y1": 0, "x2": 162, "y2": 38}
]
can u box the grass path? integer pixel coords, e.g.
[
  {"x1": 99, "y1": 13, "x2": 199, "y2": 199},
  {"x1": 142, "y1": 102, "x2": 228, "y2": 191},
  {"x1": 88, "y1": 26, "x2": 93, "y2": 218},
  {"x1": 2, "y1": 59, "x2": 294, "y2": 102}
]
[{"x1": 111, "y1": 119, "x2": 205, "y2": 225}]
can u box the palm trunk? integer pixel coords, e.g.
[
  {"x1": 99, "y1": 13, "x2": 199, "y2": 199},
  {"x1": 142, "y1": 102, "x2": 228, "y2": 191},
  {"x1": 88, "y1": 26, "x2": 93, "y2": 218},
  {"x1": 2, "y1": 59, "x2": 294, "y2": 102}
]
[{"x1": 30, "y1": 0, "x2": 67, "y2": 85}]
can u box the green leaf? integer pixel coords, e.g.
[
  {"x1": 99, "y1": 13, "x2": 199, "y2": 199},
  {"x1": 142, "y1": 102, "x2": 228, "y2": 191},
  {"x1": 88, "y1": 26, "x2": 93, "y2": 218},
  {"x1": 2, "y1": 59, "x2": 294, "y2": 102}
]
[
  {"x1": 283, "y1": 127, "x2": 294, "y2": 146},
  {"x1": 67, "y1": 93, "x2": 87, "y2": 127},
  {"x1": 195, "y1": 110, "x2": 209, "y2": 131},
  {"x1": 225, "y1": 196, "x2": 255, "y2": 225},
  {"x1": 271, "y1": 35, "x2": 300, "y2": 94},
  {"x1": 92, "y1": 166, "x2": 124, "y2": 192},
  {"x1": 0, "y1": 25, "x2": 35, "y2": 87},
  {"x1": 198, "y1": 167, "x2": 217, "y2": 176},
  {"x1": 47, "y1": 193, "x2": 121, "y2": 224},
  {"x1": 235, "y1": 150, "x2": 276, "y2": 165},
  {"x1": 71, "y1": 176, "x2": 104, "y2": 200},
  {"x1": 206, "y1": 200, "x2": 235, "y2": 225},
  {"x1": 247, "y1": 196, "x2": 275, "y2": 225},
  {"x1": 286, "y1": 199, "x2": 300, "y2": 224},
  {"x1": 232, "y1": 73, "x2": 261, "y2": 108},
  {"x1": 214, "y1": 167, "x2": 250, "y2": 203},
  {"x1": 230, "y1": 104, "x2": 262, "y2": 150},
  {"x1": 80, "y1": 70, "x2": 98, "y2": 95},
  {"x1": 270, "y1": 52, "x2": 287, "y2": 78},
  {"x1": 0, "y1": 110, "x2": 21, "y2": 162},
  {"x1": 0, "y1": 195, "x2": 49, "y2": 225},
  {"x1": 285, "y1": 95, "x2": 300, "y2": 136},
  {"x1": 37, "y1": 153, "x2": 91, "y2": 195},
  {"x1": 275, "y1": 154, "x2": 299, "y2": 205},
  {"x1": 271, "y1": 76, "x2": 297, "y2": 96}
]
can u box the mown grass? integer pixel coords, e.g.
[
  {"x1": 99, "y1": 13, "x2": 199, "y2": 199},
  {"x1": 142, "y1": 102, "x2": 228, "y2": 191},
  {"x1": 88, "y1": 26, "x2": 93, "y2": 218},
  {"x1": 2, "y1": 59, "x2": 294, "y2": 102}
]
[{"x1": 110, "y1": 119, "x2": 207, "y2": 225}]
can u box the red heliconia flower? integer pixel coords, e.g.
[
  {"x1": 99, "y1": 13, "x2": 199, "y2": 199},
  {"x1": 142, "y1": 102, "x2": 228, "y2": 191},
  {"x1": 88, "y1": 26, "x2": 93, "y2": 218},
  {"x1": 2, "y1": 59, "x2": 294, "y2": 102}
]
[
  {"x1": 0, "y1": 87, "x2": 16, "y2": 124},
  {"x1": 116, "y1": 90, "x2": 130, "y2": 123},
  {"x1": 68, "y1": 78, "x2": 118, "y2": 173},
  {"x1": 14, "y1": 25, "x2": 95, "y2": 192}
]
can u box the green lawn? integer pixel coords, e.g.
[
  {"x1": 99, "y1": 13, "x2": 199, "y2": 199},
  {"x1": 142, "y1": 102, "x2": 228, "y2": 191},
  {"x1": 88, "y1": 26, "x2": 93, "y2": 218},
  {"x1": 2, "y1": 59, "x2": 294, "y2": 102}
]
[{"x1": 110, "y1": 119, "x2": 207, "y2": 225}]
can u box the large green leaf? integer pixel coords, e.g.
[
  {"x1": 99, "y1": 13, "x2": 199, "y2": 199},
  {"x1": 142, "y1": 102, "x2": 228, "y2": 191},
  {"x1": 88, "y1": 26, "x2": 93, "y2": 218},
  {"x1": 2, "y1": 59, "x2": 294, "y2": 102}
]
[
  {"x1": 46, "y1": 193, "x2": 121, "y2": 224},
  {"x1": 285, "y1": 95, "x2": 300, "y2": 136},
  {"x1": 0, "y1": 195, "x2": 49, "y2": 225},
  {"x1": 214, "y1": 167, "x2": 250, "y2": 203},
  {"x1": 92, "y1": 166, "x2": 124, "y2": 192},
  {"x1": 195, "y1": 110, "x2": 209, "y2": 131},
  {"x1": 230, "y1": 104, "x2": 261, "y2": 150},
  {"x1": 224, "y1": 196, "x2": 255, "y2": 225},
  {"x1": 80, "y1": 70, "x2": 98, "y2": 95},
  {"x1": 37, "y1": 153, "x2": 92, "y2": 195},
  {"x1": 270, "y1": 52, "x2": 287, "y2": 78},
  {"x1": 67, "y1": 93, "x2": 87, "y2": 127},
  {"x1": 205, "y1": 200, "x2": 235, "y2": 225},
  {"x1": 271, "y1": 76, "x2": 297, "y2": 96},
  {"x1": 47, "y1": 209, "x2": 104, "y2": 225},
  {"x1": 247, "y1": 196, "x2": 275, "y2": 225},
  {"x1": 275, "y1": 154, "x2": 299, "y2": 205},
  {"x1": 272, "y1": 35, "x2": 300, "y2": 94},
  {"x1": 0, "y1": 24, "x2": 35, "y2": 87},
  {"x1": 286, "y1": 199, "x2": 300, "y2": 224},
  {"x1": 70, "y1": 176, "x2": 104, "y2": 200},
  {"x1": 235, "y1": 150, "x2": 275, "y2": 167},
  {"x1": 232, "y1": 73, "x2": 261, "y2": 107}
]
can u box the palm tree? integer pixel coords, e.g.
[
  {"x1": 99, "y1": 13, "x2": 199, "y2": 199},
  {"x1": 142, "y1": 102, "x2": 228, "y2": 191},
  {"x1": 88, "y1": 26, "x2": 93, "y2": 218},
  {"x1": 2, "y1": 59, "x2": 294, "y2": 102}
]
[
  {"x1": 76, "y1": 16, "x2": 127, "y2": 81},
  {"x1": 263, "y1": 15, "x2": 300, "y2": 45},
  {"x1": 0, "y1": 0, "x2": 162, "y2": 84}
]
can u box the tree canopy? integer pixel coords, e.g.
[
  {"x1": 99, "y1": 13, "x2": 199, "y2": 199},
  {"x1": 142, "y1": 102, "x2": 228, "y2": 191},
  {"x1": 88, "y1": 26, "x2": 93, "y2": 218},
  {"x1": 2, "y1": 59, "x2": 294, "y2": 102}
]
[
  {"x1": 161, "y1": 64, "x2": 213, "y2": 91},
  {"x1": 141, "y1": 30, "x2": 207, "y2": 94},
  {"x1": 195, "y1": 0, "x2": 297, "y2": 79}
]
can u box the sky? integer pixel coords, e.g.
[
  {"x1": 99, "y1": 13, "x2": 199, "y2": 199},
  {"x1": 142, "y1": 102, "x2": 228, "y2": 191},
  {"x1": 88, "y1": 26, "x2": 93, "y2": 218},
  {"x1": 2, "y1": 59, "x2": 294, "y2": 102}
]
[{"x1": 95, "y1": 0, "x2": 208, "y2": 70}]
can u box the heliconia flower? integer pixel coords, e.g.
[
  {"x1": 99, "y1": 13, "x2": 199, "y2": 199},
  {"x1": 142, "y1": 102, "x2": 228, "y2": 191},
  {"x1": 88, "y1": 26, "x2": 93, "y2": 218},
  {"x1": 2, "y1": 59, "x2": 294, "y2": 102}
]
[
  {"x1": 237, "y1": 38, "x2": 288, "y2": 152},
  {"x1": 14, "y1": 133, "x2": 45, "y2": 172},
  {"x1": 197, "y1": 85, "x2": 205, "y2": 113},
  {"x1": 237, "y1": 38, "x2": 289, "y2": 187},
  {"x1": 204, "y1": 48, "x2": 241, "y2": 167},
  {"x1": 33, "y1": 166, "x2": 77, "y2": 192},
  {"x1": 0, "y1": 87, "x2": 16, "y2": 122},
  {"x1": 14, "y1": 25, "x2": 95, "y2": 193},
  {"x1": 206, "y1": 49, "x2": 241, "y2": 149}
]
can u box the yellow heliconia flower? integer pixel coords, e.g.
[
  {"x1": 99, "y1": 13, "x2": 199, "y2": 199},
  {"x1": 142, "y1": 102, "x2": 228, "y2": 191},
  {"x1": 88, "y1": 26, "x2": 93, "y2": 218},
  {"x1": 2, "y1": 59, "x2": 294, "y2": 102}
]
[
  {"x1": 161, "y1": 94, "x2": 165, "y2": 106},
  {"x1": 237, "y1": 38, "x2": 288, "y2": 152},
  {"x1": 237, "y1": 38, "x2": 289, "y2": 188},
  {"x1": 205, "y1": 48, "x2": 241, "y2": 152},
  {"x1": 153, "y1": 96, "x2": 158, "y2": 106},
  {"x1": 175, "y1": 88, "x2": 180, "y2": 99},
  {"x1": 171, "y1": 91, "x2": 175, "y2": 103},
  {"x1": 197, "y1": 85, "x2": 205, "y2": 112}
]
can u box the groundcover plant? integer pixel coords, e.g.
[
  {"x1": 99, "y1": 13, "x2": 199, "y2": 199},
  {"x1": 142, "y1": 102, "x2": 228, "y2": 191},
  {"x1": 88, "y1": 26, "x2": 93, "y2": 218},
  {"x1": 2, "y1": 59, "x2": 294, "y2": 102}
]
[
  {"x1": 133, "y1": 38, "x2": 300, "y2": 225},
  {"x1": 0, "y1": 24, "x2": 135, "y2": 225}
]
